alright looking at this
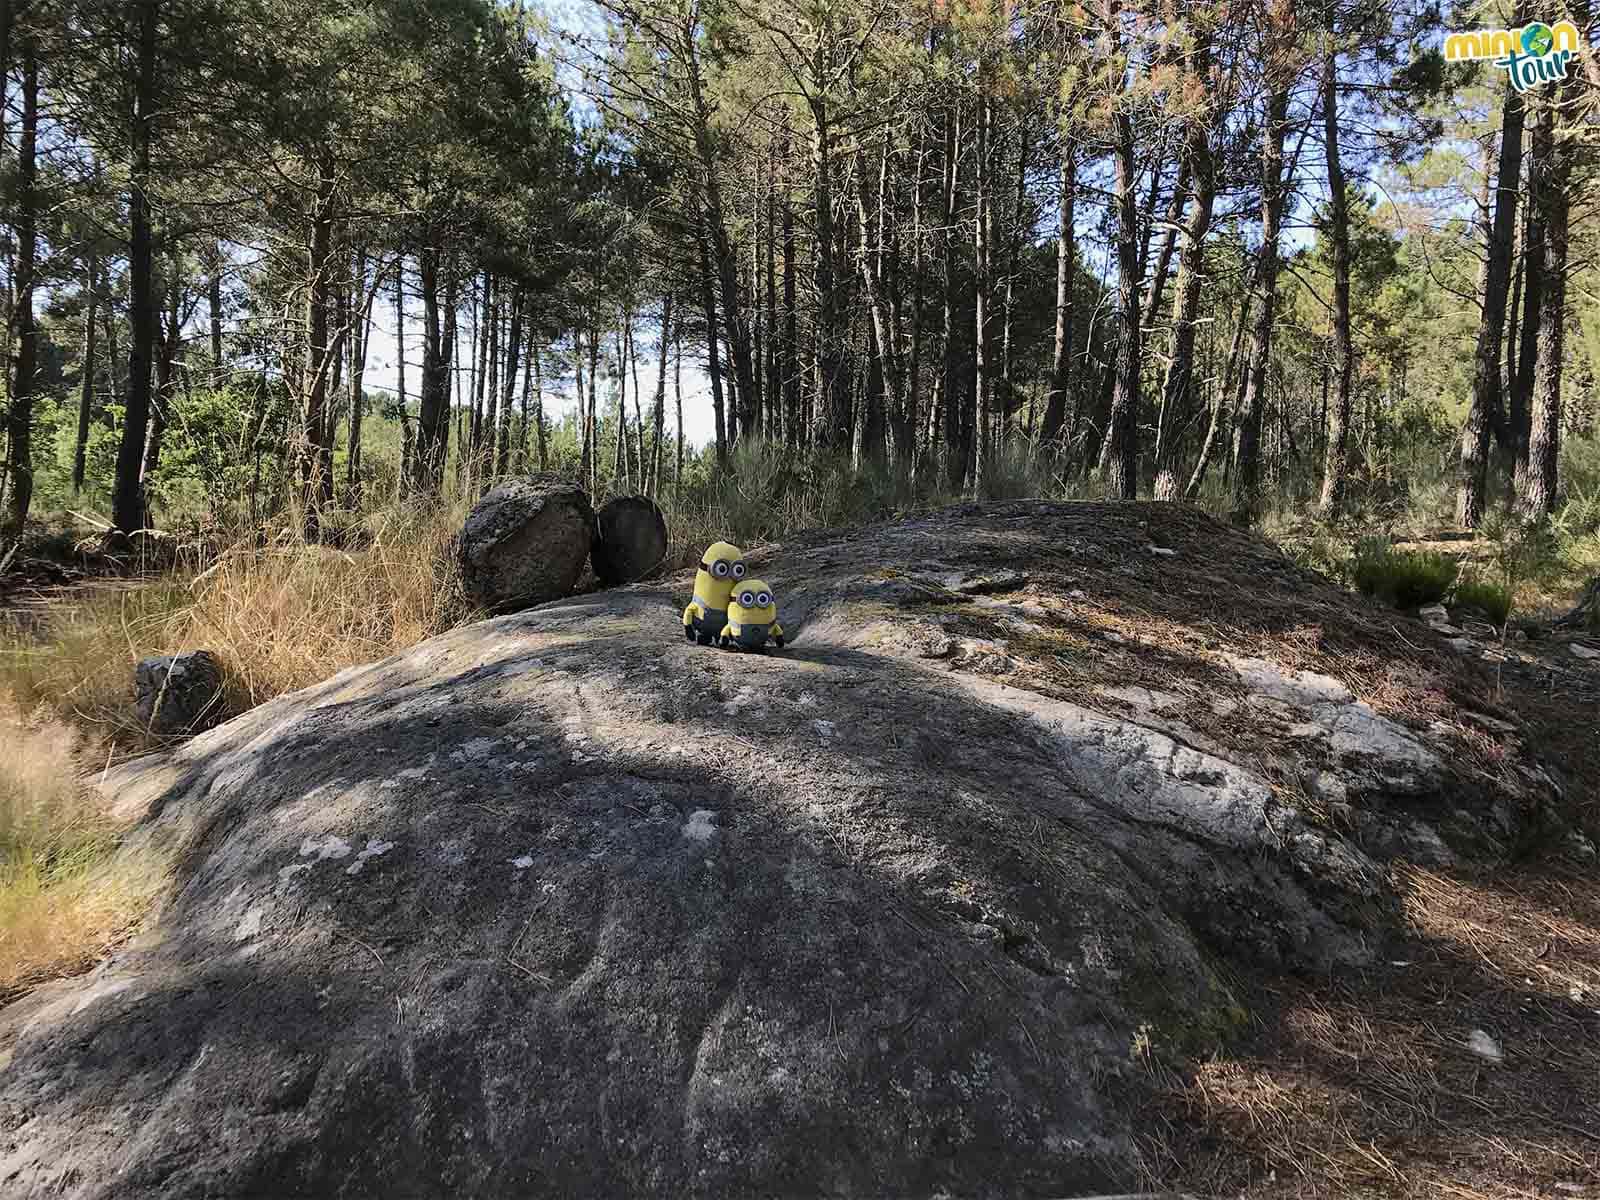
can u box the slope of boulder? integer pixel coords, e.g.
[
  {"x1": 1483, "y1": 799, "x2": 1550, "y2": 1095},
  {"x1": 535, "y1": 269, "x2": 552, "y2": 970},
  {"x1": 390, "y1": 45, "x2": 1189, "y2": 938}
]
[{"x1": 0, "y1": 501, "x2": 1562, "y2": 1199}]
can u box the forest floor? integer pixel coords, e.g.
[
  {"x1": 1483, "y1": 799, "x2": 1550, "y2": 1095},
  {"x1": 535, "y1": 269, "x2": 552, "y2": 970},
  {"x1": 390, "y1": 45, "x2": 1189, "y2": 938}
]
[{"x1": 1157, "y1": 862, "x2": 1600, "y2": 1199}]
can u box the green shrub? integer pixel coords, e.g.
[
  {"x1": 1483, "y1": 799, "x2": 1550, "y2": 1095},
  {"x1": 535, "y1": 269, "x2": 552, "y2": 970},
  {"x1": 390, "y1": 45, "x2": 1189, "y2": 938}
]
[
  {"x1": 1453, "y1": 579, "x2": 1513, "y2": 625},
  {"x1": 1348, "y1": 537, "x2": 1458, "y2": 609}
]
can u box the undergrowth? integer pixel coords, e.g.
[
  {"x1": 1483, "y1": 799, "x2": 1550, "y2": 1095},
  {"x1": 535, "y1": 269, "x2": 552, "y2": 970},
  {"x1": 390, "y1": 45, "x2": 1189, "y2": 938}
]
[
  {"x1": 0, "y1": 705, "x2": 168, "y2": 999},
  {"x1": 1348, "y1": 537, "x2": 1458, "y2": 609},
  {"x1": 1, "y1": 500, "x2": 468, "y2": 747}
]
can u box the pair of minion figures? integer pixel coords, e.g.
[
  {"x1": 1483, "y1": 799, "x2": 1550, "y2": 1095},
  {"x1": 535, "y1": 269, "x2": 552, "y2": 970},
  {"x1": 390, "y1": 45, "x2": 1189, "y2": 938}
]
[{"x1": 681, "y1": 540, "x2": 786, "y2": 652}]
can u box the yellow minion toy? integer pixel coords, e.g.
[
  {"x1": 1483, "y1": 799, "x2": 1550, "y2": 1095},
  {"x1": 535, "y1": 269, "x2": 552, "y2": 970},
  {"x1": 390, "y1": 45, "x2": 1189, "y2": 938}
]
[
  {"x1": 718, "y1": 580, "x2": 785, "y2": 651},
  {"x1": 683, "y1": 541, "x2": 746, "y2": 645}
]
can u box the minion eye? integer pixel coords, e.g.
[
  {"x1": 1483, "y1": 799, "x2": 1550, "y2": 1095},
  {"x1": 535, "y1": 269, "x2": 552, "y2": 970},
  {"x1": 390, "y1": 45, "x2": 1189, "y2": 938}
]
[
  {"x1": 757, "y1": 591, "x2": 771, "y2": 606},
  {"x1": 731, "y1": 563, "x2": 746, "y2": 579},
  {"x1": 713, "y1": 561, "x2": 729, "y2": 577},
  {"x1": 739, "y1": 591, "x2": 755, "y2": 607}
]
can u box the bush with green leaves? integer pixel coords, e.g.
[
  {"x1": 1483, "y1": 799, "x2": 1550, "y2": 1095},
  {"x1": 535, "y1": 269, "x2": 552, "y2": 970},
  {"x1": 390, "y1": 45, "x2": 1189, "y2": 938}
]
[
  {"x1": 1348, "y1": 537, "x2": 1458, "y2": 610},
  {"x1": 1452, "y1": 579, "x2": 1513, "y2": 625}
]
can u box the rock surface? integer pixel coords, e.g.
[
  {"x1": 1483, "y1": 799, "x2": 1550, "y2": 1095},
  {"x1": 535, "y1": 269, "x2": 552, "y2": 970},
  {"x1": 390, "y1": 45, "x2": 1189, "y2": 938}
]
[
  {"x1": 590, "y1": 494, "x2": 668, "y2": 586},
  {"x1": 458, "y1": 480, "x2": 594, "y2": 613},
  {"x1": 133, "y1": 650, "x2": 227, "y2": 735},
  {"x1": 0, "y1": 502, "x2": 1559, "y2": 1199}
]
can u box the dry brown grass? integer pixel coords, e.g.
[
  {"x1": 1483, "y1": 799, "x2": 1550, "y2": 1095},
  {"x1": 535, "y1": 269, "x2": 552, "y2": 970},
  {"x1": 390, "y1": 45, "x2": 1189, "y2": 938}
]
[
  {"x1": 173, "y1": 506, "x2": 468, "y2": 708},
  {"x1": 0, "y1": 705, "x2": 168, "y2": 1001},
  {"x1": 1152, "y1": 863, "x2": 1600, "y2": 1198},
  {"x1": 1, "y1": 505, "x2": 469, "y2": 746}
]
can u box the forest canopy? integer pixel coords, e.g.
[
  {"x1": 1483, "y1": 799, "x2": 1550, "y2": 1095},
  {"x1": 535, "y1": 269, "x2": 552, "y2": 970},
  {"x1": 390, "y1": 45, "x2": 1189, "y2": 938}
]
[{"x1": 0, "y1": 0, "x2": 1598, "y2": 546}]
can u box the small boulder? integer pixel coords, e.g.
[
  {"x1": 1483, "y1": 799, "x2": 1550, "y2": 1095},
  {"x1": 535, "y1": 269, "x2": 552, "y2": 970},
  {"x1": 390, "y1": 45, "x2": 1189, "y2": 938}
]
[
  {"x1": 134, "y1": 650, "x2": 227, "y2": 735},
  {"x1": 590, "y1": 495, "x2": 668, "y2": 587},
  {"x1": 458, "y1": 480, "x2": 595, "y2": 613}
]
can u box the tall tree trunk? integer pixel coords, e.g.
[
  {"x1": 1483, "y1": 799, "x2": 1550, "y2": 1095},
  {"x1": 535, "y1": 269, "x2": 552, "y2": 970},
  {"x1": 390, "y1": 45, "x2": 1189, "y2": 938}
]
[
  {"x1": 346, "y1": 249, "x2": 374, "y2": 497},
  {"x1": 629, "y1": 316, "x2": 646, "y2": 483},
  {"x1": 810, "y1": 88, "x2": 847, "y2": 449},
  {"x1": 73, "y1": 256, "x2": 99, "y2": 494},
  {"x1": 586, "y1": 322, "x2": 600, "y2": 495},
  {"x1": 1098, "y1": 100, "x2": 1141, "y2": 500},
  {"x1": 674, "y1": 330, "x2": 684, "y2": 498},
  {"x1": 1513, "y1": 106, "x2": 1547, "y2": 501},
  {"x1": 1041, "y1": 146, "x2": 1076, "y2": 446},
  {"x1": 1230, "y1": 77, "x2": 1291, "y2": 522},
  {"x1": 533, "y1": 337, "x2": 548, "y2": 471},
  {"x1": 652, "y1": 294, "x2": 672, "y2": 494},
  {"x1": 613, "y1": 325, "x2": 629, "y2": 486},
  {"x1": 1523, "y1": 95, "x2": 1571, "y2": 519},
  {"x1": 904, "y1": 127, "x2": 926, "y2": 476},
  {"x1": 1185, "y1": 286, "x2": 1248, "y2": 499},
  {"x1": 472, "y1": 273, "x2": 491, "y2": 469},
  {"x1": 395, "y1": 256, "x2": 408, "y2": 418},
  {"x1": 0, "y1": 0, "x2": 11, "y2": 156},
  {"x1": 683, "y1": 22, "x2": 757, "y2": 434},
  {"x1": 1504, "y1": 222, "x2": 1523, "y2": 411},
  {"x1": 412, "y1": 241, "x2": 452, "y2": 492},
  {"x1": 329, "y1": 268, "x2": 346, "y2": 454},
  {"x1": 481, "y1": 275, "x2": 500, "y2": 488},
  {"x1": 498, "y1": 285, "x2": 522, "y2": 477},
  {"x1": 749, "y1": 158, "x2": 763, "y2": 433},
  {"x1": 518, "y1": 335, "x2": 534, "y2": 471},
  {"x1": 582, "y1": 326, "x2": 595, "y2": 486},
  {"x1": 698, "y1": 215, "x2": 729, "y2": 465},
  {"x1": 208, "y1": 247, "x2": 224, "y2": 388},
  {"x1": 1458, "y1": 60, "x2": 1526, "y2": 526},
  {"x1": 1154, "y1": 34, "x2": 1218, "y2": 502},
  {"x1": 1317, "y1": 45, "x2": 1355, "y2": 519},
  {"x1": 113, "y1": 0, "x2": 161, "y2": 534},
  {"x1": 1144, "y1": 156, "x2": 1191, "y2": 329},
  {"x1": 142, "y1": 273, "x2": 180, "y2": 485},
  {"x1": 300, "y1": 151, "x2": 337, "y2": 527},
  {"x1": 941, "y1": 103, "x2": 965, "y2": 489},
  {"x1": 2, "y1": 41, "x2": 38, "y2": 537},
  {"x1": 972, "y1": 89, "x2": 992, "y2": 496},
  {"x1": 725, "y1": 331, "x2": 739, "y2": 447},
  {"x1": 782, "y1": 173, "x2": 800, "y2": 446},
  {"x1": 855, "y1": 140, "x2": 899, "y2": 467},
  {"x1": 765, "y1": 140, "x2": 780, "y2": 444},
  {"x1": 1000, "y1": 120, "x2": 1028, "y2": 447}
]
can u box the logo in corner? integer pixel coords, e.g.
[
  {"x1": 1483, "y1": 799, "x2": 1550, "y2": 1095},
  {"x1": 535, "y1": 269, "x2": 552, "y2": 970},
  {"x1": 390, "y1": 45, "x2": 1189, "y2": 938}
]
[{"x1": 1444, "y1": 20, "x2": 1581, "y2": 92}]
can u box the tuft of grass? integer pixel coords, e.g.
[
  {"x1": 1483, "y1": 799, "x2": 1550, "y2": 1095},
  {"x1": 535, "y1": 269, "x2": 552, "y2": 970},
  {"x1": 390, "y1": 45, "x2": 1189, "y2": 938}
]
[
  {"x1": 1453, "y1": 578, "x2": 1513, "y2": 625},
  {"x1": 1348, "y1": 537, "x2": 1458, "y2": 610},
  {"x1": 0, "y1": 706, "x2": 168, "y2": 998}
]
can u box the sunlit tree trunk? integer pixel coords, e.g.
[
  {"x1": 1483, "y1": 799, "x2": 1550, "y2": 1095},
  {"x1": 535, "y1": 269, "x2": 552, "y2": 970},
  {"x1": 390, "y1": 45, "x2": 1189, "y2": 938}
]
[
  {"x1": 652, "y1": 294, "x2": 673, "y2": 494},
  {"x1": 1230, "y1": 76, "x2": 1291, "y2": 522},
  {"x1": 1099, "y1": 106, "x2": 1141, "y2": 499},
  {"x1": 1041, "y1": 147, "x2": 1076, "y2": 447},
  {"x1": 73, "y1": 255, "x2": 99, "y2": 494},
  {"x1": 1512, "y1": 106, "x2": 1548, "y2": 501},
  {"x1": 972, "y1": 88, "x2": 992, "y2": 497},
  {"x1": 1523, "y1": 96, "x2": 1571, "y2": 519},
  {"x1": 1458, "y1": 52, "x2": 1526, "y2": 527},
  {"x1": 697, "y1": 215, "x2": 728, "y2": 466},
  {"x1": 1317, "y1": 44, "x2": 1355, "y2": 519}
]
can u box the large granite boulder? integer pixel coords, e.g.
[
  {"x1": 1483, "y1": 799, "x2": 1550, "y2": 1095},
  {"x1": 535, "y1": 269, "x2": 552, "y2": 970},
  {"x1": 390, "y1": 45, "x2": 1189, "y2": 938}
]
[
  {"x1": 458, "y1": 480, "x2": 594, "y2": 613},
  {"x1": 0, "y1": 501, "x2": 1558, "y2": 1198}
]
